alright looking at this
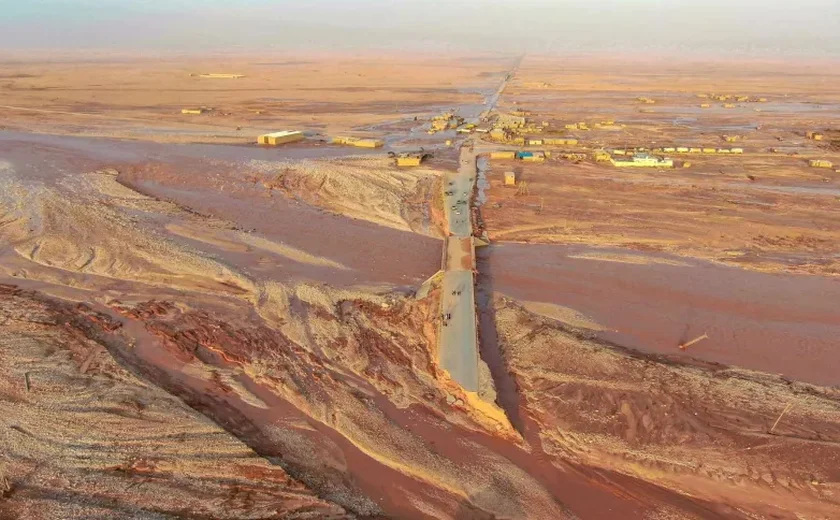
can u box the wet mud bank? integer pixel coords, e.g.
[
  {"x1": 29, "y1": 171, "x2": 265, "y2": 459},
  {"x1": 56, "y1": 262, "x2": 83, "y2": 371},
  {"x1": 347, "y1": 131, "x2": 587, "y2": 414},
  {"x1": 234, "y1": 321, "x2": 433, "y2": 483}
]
[{"x1": 119, "y1": 172, "x2": 441, "y2": 288}]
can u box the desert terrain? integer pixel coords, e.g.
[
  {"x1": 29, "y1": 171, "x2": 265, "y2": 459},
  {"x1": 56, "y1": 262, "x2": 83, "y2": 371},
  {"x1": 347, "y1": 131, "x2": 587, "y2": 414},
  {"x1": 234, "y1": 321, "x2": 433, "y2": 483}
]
[
  {"x1": 0, "y1": 55, "x2": 498, "y2": 146},
  {"x1": 1, "y1": 53, "x2": 839, "y2": 520}
]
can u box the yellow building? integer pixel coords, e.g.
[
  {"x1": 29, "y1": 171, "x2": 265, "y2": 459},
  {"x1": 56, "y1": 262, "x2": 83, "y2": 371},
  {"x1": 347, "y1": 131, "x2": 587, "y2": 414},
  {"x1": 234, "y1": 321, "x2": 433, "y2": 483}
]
[
  {"x1": 181, "y1": 107, "x2": 207, "y2": 115},
  {"x1": 528, "y1": 138, "x2": 544, "y2": 146},
  {"x1": 593, "y1": 150, "x2": 611, "y2": 162},
  {"x1": 490, "y1": 151, "x2": 516, "y2": 160},
  {"x1": 519, "y1": 151, "x2": 546, "y2": 162},
  {"x1": 504, "y1": 172, "x2": 516, "y2": 186},
  {"x1": 700, "y1": 104, "x2": 711, "y2": 108},
  {"x1": 611, "y1": 153, "x2": 673, "y2": 168},
  {"x1": 496, "y1": 114, "x2": 526, "y2": 129},
  {"x1": 489, "y1": 128, "x2": 507, "y2": 141},
  {"x1": 395, "y1": 152, "x2": 427, "y2": 167},
  {"x1": 357, "y1": 139, "x2": 384, "y2": 148},
  {"x1": 258, "y1": 131, "x2": 305, "y2": 146},
  {"x1": 397, "y1": 157, "x2": 422, "y2": 167},
  {"x1": 809, "y1": 159, "x2": 834, "y2": 168},
  {"x1": 543, "y1": 138, "x2": 578, "y2": 145}
]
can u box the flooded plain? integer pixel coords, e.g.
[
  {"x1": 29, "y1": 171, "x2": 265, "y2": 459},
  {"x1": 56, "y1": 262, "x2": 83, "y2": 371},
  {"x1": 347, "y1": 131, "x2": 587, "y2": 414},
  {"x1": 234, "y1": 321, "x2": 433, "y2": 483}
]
[
  {"x1": 0, "y1": 130, "x2": 441, "y2": 290},
  {"x1": 480, "y1": 243, "x2": 840, "y2": 386}
]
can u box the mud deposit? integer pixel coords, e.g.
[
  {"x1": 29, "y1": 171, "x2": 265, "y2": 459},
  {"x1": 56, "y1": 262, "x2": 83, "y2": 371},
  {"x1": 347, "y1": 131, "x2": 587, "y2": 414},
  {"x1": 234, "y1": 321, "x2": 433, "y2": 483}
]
[{"x1": 480, "y1": 243, "x2": 840, "y2": 387}]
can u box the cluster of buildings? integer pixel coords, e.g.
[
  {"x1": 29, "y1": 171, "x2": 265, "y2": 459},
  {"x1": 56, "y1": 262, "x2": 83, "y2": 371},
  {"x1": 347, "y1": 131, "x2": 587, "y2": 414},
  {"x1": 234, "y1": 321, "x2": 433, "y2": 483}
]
[
  {"x1": 428, "y1": 113, "x2": 465, "y2": 134},
  {"x1": 526, "y1": 137, "x2": 578, "y2": 146},
  {"x1": 610, "y1": 153, "x2": 673, "y2": 168},
  {"x1": 486, "y1": 112, "x2": 588, "y2": 149},
  {"x1": 699, "y1": 93, "x2": 768, "y2": 103},
  {"x1": 627, "y1": 146, "x2": 745, "y2": 155},
  {"x1": 489, "y1": 150, "x2": 548, "y2": 163},
  {"x1": 257, "y1": 131, "x2": 386, "y2": 150}
]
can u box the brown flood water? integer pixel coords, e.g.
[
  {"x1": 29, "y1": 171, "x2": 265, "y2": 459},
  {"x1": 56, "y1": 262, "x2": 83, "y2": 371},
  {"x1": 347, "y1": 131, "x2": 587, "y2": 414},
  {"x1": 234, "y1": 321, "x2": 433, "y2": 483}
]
[
  {"x1": 480, "y1": 243, "x2": 840, "y2": 387},
  {"x1": 0, "y1": 130, "x2": 440, "y2": 289}
]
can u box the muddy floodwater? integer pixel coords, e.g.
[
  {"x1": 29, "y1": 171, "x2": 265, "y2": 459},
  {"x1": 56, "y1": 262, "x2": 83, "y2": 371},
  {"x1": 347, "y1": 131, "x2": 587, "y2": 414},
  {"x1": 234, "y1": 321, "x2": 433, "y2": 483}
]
[
  {"x1": 480, "y1": 243, "x2": 840, "y2": 387},
  {"x1": 0, "y1": 130, "x2": 440, "y2": 289}
]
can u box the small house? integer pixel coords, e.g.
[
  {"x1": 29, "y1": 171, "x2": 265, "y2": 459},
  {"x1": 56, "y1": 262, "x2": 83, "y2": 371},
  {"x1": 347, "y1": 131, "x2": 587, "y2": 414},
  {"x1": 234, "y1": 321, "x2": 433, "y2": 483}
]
[
  {"x1": 258, "y1": 131, "x2": 305, "y2": 146},
  {"x1": 809, "y1": 159, "x2": 834, "y2": 169},
  {"x1": 490, "y1": 151, "x2": 516, "y2": 160},
  {"x1": 395, "y1": 152, "x2": 427, "y2": 167},
  {"x1": 354, "y1": 139, "x2": 384, "y2": 148}
]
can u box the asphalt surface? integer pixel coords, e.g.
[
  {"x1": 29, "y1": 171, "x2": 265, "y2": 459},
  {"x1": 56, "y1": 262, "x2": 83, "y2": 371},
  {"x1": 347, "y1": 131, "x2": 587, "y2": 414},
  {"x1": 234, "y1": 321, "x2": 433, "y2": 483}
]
[
  {"x1": 437, "y1": 60, "x2": 517, "y2": 393},
  {"x1": 438, "y1": 146, "x2": 480, "y2": 392}
]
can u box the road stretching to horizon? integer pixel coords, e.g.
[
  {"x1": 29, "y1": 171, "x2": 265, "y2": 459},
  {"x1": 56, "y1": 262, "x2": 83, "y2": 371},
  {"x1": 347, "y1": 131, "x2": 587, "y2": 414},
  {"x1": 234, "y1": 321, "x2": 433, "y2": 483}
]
[
  {"x1": 438, "y1": 148, "x2": 480, "y2": 392},
  {"x1": 436, "y1": 59, "x2": 519, "y2": 393}
]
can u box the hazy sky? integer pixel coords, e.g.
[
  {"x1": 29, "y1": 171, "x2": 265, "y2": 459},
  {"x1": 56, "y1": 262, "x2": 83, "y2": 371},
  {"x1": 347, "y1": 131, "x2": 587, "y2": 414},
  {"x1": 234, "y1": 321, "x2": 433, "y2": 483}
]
[{"x1": 2, "y1": 0, "x2": 839, "y2": 57}]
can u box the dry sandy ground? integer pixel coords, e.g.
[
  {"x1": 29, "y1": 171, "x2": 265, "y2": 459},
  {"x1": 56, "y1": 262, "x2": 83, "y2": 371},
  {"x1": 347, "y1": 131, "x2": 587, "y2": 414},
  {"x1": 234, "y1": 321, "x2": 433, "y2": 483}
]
[
  {"x1": 0, "y1": 54, "x2": 508, "y2": 144},
  {"x1": 0, "y1": 286, "x2": 350, "y2": 520},
  {"x1": 482, "y1": 56, "x2": 840, "y2": 276}
]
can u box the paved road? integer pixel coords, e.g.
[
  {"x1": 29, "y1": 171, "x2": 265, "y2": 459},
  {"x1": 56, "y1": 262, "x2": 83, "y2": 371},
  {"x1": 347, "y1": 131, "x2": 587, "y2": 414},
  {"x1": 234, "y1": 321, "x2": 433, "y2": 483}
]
[
  {"x1": 436, "y1": 59, "x2": 519, "y2": 393},
  {"x1": 438, "y1": 146, "x2": 480, "y2": 392}
]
